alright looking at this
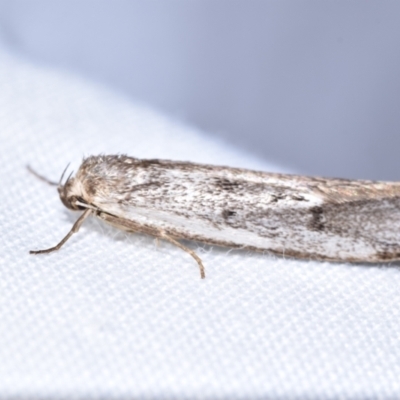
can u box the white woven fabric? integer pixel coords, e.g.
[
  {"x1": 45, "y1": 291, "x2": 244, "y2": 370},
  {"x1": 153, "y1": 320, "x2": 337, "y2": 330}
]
[{"x1": 1, "y1": 45, "x2": 400, "y2": 399}]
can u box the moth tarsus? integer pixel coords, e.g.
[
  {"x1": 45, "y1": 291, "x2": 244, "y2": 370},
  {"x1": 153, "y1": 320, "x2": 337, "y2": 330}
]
[{"x1": 29, "y1": 154, "x2": 400, "y2": 279}]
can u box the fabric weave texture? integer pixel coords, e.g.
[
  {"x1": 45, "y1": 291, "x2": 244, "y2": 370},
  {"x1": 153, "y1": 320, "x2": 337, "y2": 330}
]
[{"x1": 1, "y1": 46, "x2": 400, "y2": 399}]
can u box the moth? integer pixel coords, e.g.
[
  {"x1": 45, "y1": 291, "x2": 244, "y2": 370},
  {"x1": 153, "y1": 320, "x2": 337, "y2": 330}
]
[{"x1": 29, "y1": 154, "x2": 400, "y2": 278}]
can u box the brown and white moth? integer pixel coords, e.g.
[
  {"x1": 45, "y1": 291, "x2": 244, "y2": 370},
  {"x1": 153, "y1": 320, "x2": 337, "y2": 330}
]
[{"x1": 29, "y1": 154, "x2": 400, "y2": 278}]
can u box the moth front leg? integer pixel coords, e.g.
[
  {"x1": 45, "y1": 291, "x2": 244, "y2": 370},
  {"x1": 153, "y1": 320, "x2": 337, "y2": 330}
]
[
  {"x1": 30, "y1": 209, "x2": 92, "y2": 254},
  {"x1": 97, "y1": 211, "x2": 206, "y2": 279}
]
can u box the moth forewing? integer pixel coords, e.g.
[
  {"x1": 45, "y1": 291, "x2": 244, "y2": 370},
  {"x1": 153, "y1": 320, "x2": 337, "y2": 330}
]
[{"x1": 29, "y1": 155, "x2": 400, "y2": 278}]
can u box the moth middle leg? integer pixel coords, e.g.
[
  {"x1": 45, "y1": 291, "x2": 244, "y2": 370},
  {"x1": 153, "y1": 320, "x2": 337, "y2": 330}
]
[
  {"x1": 97, "y1": 211, "x2": 206, "y2": 279},
  {"x1": 158, "y1": 233, "x2": 205, "y2": 279}
]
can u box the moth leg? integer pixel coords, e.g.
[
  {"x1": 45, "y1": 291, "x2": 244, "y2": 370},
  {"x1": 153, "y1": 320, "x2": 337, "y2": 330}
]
[
  {"x1": 30, "y1": 209, "x2": 92, "y2": 254},
  {"x1": 160, "y1": 232, "x2": 206, "y2": 279},
  {"x1": 97, "y1": 211, "x2": 206, "y2": 279}
]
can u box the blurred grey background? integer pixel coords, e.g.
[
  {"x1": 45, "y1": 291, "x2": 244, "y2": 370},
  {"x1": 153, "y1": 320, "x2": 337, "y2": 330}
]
[{"x1": 0, "y1": 0, "x2": 399, "y2": 180}]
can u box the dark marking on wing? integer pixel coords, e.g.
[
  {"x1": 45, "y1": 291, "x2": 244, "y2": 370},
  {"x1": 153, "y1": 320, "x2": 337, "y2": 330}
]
[
  {"x1": 129, "y1": 181, "x2": 163, "y2": 191},
  {"x1": 374, "y1": 241, "x2": 400, "y2": 260},
  {"x1": 375, "y1": 250, "x2": 400, "y2": 260},
  {"x1": 270, "y1": 193, "x2": 286, "y2": 203},
  {"x1": 309, "y1": 206, "x2": 325, "y2": 231},
  {"x1": 215, "y1": 178, "x2": 241, "y2": 191},
  {"x1": 222, "y1": 210, "x2": 237, "y2": 220},
  {"x1": 291, "y1": 194, "x2": 307, "y2": 201}
]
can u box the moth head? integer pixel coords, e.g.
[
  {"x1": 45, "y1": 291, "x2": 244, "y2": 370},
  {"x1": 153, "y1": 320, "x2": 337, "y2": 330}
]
[{"x1": 57, "y1": 168, "x2": 88, "y2": 211}]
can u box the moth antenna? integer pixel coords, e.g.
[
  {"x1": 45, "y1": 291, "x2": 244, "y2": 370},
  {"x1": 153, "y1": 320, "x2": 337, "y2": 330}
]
[
  {"x1": 58, "y1": 163, "x2": 71, "y2": 187},
  {"x1": 27, "y1": 165, "x2": 58, "y2": 186},
  {"x1": 63, "y1": 170, "x2": 74, "y2": 188}
]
